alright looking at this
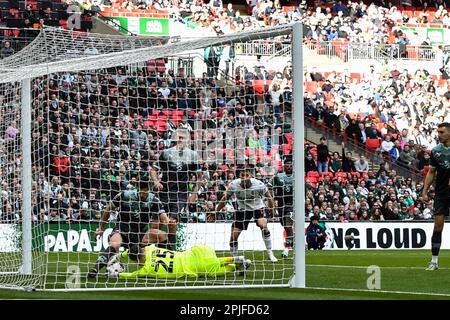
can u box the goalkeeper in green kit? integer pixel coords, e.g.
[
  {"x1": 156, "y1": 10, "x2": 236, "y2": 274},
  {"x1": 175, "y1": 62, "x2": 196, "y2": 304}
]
[{"x1": 118, "y1": 241, "x2": 252, "y2": 279}]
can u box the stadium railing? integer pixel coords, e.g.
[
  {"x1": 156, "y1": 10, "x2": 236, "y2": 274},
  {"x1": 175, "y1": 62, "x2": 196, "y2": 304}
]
[
  {"x1": 235, "y1": 39, "x2": 291, "y2": 56},
  {"x1": 94, "y1": 10, "x2": 138, "y2": 36},
  {"x1": 305, "y1": 40, "x2": 439, "y2": 62},
  {"x1": 304, "y1": 115, "x2": 423, "y2": 182}
]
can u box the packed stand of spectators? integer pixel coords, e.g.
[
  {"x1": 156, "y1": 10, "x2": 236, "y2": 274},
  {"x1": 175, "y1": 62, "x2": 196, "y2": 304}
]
[
  {"x1": 0, "y1": 61, "x2": 294, "y2": 223},
  {"x1": 303, "y1": 139, "x2": 436, "y2": 221},
  {"x1": 90, "y1": 0, "x2": 264, "y2": 35},
  {"x1": 0, "y1": 0, "x2": 93, "y2": 56},
  {"x1": 91, "y1": 0, "x2": 450, "y2": 43},
  {"x1": 304, "y1": 63, "x2": 450, "y2": 168}
]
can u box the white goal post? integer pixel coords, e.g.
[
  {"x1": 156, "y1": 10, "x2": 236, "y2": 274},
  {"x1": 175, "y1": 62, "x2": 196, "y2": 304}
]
[{"x1": 0, "y1": 23, "x2": 305, "y2": 291}]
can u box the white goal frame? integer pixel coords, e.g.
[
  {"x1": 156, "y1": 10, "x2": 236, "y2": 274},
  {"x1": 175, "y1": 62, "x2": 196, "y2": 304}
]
[{"x1": 2, "y1": 23, "x2": 305, "y2": 291}]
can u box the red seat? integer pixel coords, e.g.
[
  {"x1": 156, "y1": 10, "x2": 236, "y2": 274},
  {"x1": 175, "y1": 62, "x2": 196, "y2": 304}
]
[
  {"x1": 173, "y1": 110, "x2": 185, "y2": 117},
  {"x1": 143, "y1": 120, "x2": 155, "y2": 128},
  {"x1": 322, "y1": 172, "x2": 334, "y2": 179},
  {"x1": 335, "y1": 172, "x2": 348, "y2": 179},
  {"x1": 283, "y1": 144, "x2": 292, "y2": 155},
  {"x1": 285, "y1": 133, "x2": 293, "y2": 144},
  {"x1": 366, "y1": 138, "x2": 380, "y2": 151},
  {"x1": 307, "y1": 171, "x2": 320, "y2": 178},
  {"x1": 305, "y1": 81, "x2": 318, "y2": 93},
  {"x1": 351, "y1": 172, "x2": 361, "y2": 179},
  {"x1": 155, "y1": 58, "x2": 166, "y2": 66},
  {"x1": 423, "y1": 165, "x2": 430, "y2": 176},
  {"x1": 305, "y1": 177, "x2": 318, "y2": 188},
  {"x1": 252, "y1": 80, "x2": 271, "y2": 94},
  {"x1": 157, "y1": 125, "x2": 167, "y2": 132}
]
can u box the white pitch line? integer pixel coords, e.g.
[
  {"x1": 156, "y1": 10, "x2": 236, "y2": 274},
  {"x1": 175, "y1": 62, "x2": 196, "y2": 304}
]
[
  {"x1": 305, "y1": 286, "x2": 450, "y2": 298},
  {"x1": 307, "y1": 264, "x2": 450, "y2": 270},
  {"x1": 307, "y1": 252, "x2": 434, "y2": 256}
]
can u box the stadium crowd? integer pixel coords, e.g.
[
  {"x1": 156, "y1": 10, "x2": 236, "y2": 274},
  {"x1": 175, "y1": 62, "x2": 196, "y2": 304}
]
[
  {"x1": 80, "y1": 0, "x2": 450, "y2": 43},
  {"x1": 0, "y1": 58, "x2": 447, "y2": 224},
  {"x1": 304, "y1": 64, "x2": 450, "y2": 152},
  {"x1": 2, "y1": 0, "x2": 450, "y2": 63},
  {"x1": 0, "y1": 0, "x2": 449, "y2": 225}
]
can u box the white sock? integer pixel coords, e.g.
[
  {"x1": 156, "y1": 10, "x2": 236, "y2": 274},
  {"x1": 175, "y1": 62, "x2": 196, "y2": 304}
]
[
  {"x1": 263, "y1": 232, "x2": 272, "y2": 252},
  {"x1": 230, "y1": 246, "x2": 238, "y2": 257},
  {"x1": 432, "y1": 256, "x2": 438, "y2": 264}
]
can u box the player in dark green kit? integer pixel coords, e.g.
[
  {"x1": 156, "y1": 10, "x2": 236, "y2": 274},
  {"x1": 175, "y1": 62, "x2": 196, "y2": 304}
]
[
  {"x1": 423, "y1": 122, "x2": 450, "y2": 270},
  {"x1": 87, "y1": 173, "x2": 169, "y2": 278},
  {"x1": 271, "y1": 155, "x2": 294, "y2": 258},
  {"x1": 151, "y1": 128, "x2": 203, "y2": 250}
]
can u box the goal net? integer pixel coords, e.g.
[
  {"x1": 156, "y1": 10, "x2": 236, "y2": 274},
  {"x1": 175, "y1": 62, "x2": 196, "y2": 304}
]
[{"x1": 0, "y1": 24, "x2": 301, "y2": 291}]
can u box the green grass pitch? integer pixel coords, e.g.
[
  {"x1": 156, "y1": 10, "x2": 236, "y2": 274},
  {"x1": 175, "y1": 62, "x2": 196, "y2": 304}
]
[{"x1": 1, "y1": 250, "x2": 450, "y2": 299}]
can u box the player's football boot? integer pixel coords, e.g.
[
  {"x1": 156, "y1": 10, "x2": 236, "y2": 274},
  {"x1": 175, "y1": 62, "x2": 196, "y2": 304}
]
[
  {"x1": 425, "y1": 261, "x2": 438, "y2": 271},
  {"x1": 268, "y1": 251, "x2": 278, "y2": 263},
  {"x1": 87, "y1": 267, "x2": 99, "y2": 278},
  {"x1": 238, "y1": 259, "x2": 252, "y2": 276},
  {"x1": 281, "y1": 248, "x2": 289, "y2": 259}
]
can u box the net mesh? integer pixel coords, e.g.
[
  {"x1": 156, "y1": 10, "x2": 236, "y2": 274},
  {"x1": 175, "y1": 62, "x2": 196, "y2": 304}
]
[{"x1": 0, "y1": 24, "x2": 296, "y2": 290}]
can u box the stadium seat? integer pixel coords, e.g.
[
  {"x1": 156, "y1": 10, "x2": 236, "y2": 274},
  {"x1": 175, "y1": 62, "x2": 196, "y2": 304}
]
[
  {"x1": 305, "y1": 177, "x2": 318, "y2": 188},
  {"x1": 307, "y1": 171, "x2": 320, "y2": 178},
  {"x1": 285, "y1": 133, "x2": 293, "y2": 144},
  {"x1": 143, "y1": 120, "x2": 155, "y2": 128},
  {"x1": 335, "y1": 172, "x2": 348, "y2": 179},
  {"x1": 350, "y1": 73, "x2": 361, "y2": 82},
  {"x1": 423, "y1": 165, "x2": 430, "y2": 176},
  {"x1": 157, "y1": 125, "x2": 167, "y2": 132},
  {"x1": 173, "y1": 110, "x2": 185, "y2": 117},
  {"x1": 305, "y1": 81, "x2": 318, "y2": 93},
  {"x1": 350, "y1": 172, "x2": 361, "y2": 179},
  {"x1": 245, "y1": 147, "x2": 255, "y2": 158},
  {"x1": 322, "y1": 172, "x2": 334, "y2": 179},
  {"x1": 366, "y1": 138, "x2": 381, "y2": 151},
  {"x1": 282, "y1": 144, "x2": 292, "y2": 155},
  {"x1": 252, "y1": 80, "x2": 271, "y2": 94}
]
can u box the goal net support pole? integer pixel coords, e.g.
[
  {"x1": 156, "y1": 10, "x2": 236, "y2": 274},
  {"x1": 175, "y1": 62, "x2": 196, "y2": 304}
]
[
  {"x1": 21, "y1": 77, "x2": 33, "y2": 275},
  {"x1": 291, "y1": 22, "x2": 305, "y2": 289}
]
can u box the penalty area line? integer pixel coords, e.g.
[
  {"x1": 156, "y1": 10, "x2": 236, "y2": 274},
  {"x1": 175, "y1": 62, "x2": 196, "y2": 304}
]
[
  {"x1": 307, "y1": 264, "x2": 450, "y2": 270},
  {"x1": 304, "y1": 286, "x2": 450, "y2": 298}
]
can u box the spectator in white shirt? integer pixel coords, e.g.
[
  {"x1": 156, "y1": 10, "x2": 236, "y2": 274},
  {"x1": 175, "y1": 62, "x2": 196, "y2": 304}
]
[
  {"x1": 380, "y1": 134, "x2": 395, "y2": 154},
  {"x1": 354, "y1": 155, "x2": 369, "y2": 173}
]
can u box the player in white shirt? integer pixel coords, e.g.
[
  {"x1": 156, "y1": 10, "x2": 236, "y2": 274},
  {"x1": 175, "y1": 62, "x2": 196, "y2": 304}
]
[{"x1": 216, "y1": 166, "x2": 278, "y2": 262}]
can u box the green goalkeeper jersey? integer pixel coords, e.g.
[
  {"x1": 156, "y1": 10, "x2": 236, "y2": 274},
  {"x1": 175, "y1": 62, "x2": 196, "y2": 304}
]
[
  {"x1": 120, "y1": 245, "x2": 198, "y2": 279},
  {"x1": 119, "y1": 244, "x2": 235, "y2": 279}
]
